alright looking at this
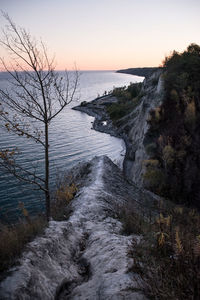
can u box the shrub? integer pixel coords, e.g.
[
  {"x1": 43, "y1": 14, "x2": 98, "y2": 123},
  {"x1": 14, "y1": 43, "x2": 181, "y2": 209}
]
[
  {"x1": 162, "y1": 144, "x2": 175, "y2": 167},
  {"x1": 170, "y1": 89, "x2": 179, "y2": 103},
  {"x1": 143, "y1": 168, "x2": 165, "y2": 191},
  {"x1": 129, "y1": 204, "x2": 200, "y2": 299},
  {"x1": 127, "y1": 82, "x2": 142, "y2": 98},
  {"x1": 0, "y1": 215, "x2": 46, "y2": 274},
  {"x1": 0, "y1": 180, "x2": 78, "y2": 274},
  {"x1": 184, "y1": 100, "x2": 196, "y2": 128},
  {"x1": 51, "y1": 182, "x2": 78, "y2": 221},
  {"x1": 107, "y1": 99, "x2": 139, "y2": 122},
  {"x1": 143, "y1": 159, "x2": 160, "y2": 168},
  {"x1": 145, "y1": 142, "x2": 157, "y2": 156},
  {"x1": 80, "y1": 101, "x2": 87, "y2": 106},
  {"x1": 112, "y1": 86, "x2": 126, "y2": 98},
  {"x1": 107, "y1": 82, "x2": 142, "y2": 122},
  {"x1": 143, "y1": 159, "x2": 166, "y2": 193},
  {"x1": 117, "y1": 203, "x2": 148, "y2": 235},
  {"x1": 145, "y1": 43, "x2": 200, "y2": 208}
]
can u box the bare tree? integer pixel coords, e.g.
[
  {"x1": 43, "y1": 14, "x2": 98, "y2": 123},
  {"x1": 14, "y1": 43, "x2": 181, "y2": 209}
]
[{"x1": 0, "y1": 13, "x2": 79, "y2": 221}]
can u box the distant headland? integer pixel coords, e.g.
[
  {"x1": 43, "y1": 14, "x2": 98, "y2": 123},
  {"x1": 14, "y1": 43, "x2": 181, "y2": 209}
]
[{"x1": 116, "y1": 67, "x2": 162, "y2": 78}]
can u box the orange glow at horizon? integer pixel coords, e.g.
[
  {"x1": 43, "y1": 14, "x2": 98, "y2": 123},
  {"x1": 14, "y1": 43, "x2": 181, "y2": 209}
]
[{"x1": 0, "y1": 0, "x2": 200, "y2": 72}]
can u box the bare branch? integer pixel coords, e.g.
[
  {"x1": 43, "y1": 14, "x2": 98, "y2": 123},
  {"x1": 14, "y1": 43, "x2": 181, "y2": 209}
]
[
  {"x1": 0, "y1": 12, "x2": 79, "y2": 221},
  {"x1": 0, "y1": 149, "x2": 46, "y2": 191}
]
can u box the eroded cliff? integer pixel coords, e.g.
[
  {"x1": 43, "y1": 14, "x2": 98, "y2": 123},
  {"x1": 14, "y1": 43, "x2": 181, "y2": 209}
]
[
  {"x1": 0, "y1": 156, "x2": 160, "y2": 300},
  {"x1": 74, "y1": 69, "x2": 164, "y2": 187}
]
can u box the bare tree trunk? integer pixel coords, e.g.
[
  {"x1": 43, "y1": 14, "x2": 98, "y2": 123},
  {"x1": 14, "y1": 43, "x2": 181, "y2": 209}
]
[
  {"x1": 0, "y1": 14, "x2": 79, "y2": 221},
  {"x1": 45, "y1": 121, "x2": 50, "y2": 222}
]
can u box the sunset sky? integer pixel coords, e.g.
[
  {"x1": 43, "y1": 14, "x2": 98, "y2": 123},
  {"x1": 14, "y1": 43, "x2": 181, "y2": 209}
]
[{"x1": 0, "y1": 0, "x2": 200, "y2": 70}]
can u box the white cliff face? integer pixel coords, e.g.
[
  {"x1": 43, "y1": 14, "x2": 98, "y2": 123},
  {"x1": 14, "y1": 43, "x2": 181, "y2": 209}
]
[
  {"x1": 0, "y1": 156, "x2": 149, "y2": 300},
  {"x1": 73, "y1": 71, "x2": 164, "y2": 188},
  {"x1": 123, "y1": 70, "x2": 164, "y2": 186}
]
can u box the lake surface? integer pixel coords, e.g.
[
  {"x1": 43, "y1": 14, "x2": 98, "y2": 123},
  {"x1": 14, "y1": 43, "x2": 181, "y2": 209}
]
[{"x1": 0, "y1": 71, "x2": 143, "y2": 221}]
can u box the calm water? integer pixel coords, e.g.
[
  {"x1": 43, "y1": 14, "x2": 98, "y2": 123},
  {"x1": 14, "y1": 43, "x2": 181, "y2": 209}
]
[{"x1": 0, "y1": 71, "x2": 143, "y2": 221}]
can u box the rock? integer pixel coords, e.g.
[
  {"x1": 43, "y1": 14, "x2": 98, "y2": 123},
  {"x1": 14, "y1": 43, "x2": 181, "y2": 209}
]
[
  {"x1": 0, "y1": 156, "x2": 154, "y2": 299},
  {"x1": 0, "y1": 68, "x2": 165, "y2": 299},
  {"x1": 73, "y1": 69, "x2": 164, "y2": 186},
  {"x1": 124, "y1": 69, "x2": 164, "y2": 185}
]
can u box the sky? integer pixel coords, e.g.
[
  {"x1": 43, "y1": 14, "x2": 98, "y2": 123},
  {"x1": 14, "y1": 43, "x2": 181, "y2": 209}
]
[{"x1": 0, "y1": 0, "x2": 200, "y2": 70}]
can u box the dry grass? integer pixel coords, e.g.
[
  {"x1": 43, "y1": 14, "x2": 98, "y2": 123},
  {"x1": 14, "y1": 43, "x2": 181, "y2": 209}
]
[
  {"x1": 126, "y1": 201, "x2": 200, "y2": 299},
  {"x1": 0, "y1": 215, "x2": 46, "y2": 274},
  {"x1": 117, "y1": 202, "x2": 149, "y2": 235},
  {"x1": 0, "y1": 180, "x2": 78, "y2": 275},
  {"x1": 51, "y1": 182, "x2": 78, "y2": 220}
]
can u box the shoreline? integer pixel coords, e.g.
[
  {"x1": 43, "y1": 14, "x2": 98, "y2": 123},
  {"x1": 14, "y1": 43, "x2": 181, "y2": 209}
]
[{"x1": 72, "y1": 95, "x2": 132, "y2": 179}]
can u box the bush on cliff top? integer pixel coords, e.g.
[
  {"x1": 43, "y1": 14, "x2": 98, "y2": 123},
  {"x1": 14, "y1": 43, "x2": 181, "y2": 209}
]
[
  {"x1": 130, "y1": 203, "x2": 200, "y2": 299},
  {"x1": 144, "y1": 43, "x2": 200, "y2": 209},
  {"x1": 107, "y1": 82, "x2": 142, "y2": 122},
  {"x1": 118, "y1": 198, "x2": 200, "y2": 299}
]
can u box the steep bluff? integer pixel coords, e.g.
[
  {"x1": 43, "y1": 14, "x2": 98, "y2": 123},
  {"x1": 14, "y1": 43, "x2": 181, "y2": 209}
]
[
  {"x1": 122, "y1": 69, "x2": 164, "y2": 186},
  {"x1": 74, "y1": 69, "x2": 164, "y2": 187}
]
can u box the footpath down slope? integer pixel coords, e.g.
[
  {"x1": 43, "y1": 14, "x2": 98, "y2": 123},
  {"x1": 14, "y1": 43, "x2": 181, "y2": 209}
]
[{"x1": 0, "y1": 156, "x2": 159, "y2": 300}]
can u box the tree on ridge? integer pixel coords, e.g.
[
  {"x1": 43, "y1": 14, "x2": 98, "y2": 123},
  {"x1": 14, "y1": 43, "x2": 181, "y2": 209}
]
[{"x1": 0, "y1": 13, "x2": 79, "y2": 221}]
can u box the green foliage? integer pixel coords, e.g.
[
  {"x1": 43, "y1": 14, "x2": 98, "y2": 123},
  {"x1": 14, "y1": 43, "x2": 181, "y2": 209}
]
[
  {"x1": 126, "y1": 82, "x2": 142, "y2": 98},
  {"x1": 145, "y1": 43, "x2": 200, "y2": 208},
  {"x1": 112, "y1": 82, "x2": 142, "y2": 100},
  {"x1": 112, "y1": 86, "x2": 126, "y2": 98},
  {"x1": 107, "y1": 98, "x2": 139, "y2": 121},
  {"x1": 107, "y1": 82, "x2": 142, "y2": 122}
]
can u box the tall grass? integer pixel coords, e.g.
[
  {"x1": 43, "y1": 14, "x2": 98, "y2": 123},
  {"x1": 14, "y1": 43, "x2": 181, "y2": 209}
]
[
  {"x1": 123, "y1": 201, "x2": 200, "y2": 299},
  {"x1": 0, "y1": 215, "x2": 46, "y2": 275},
  {"x1": 0, "y1": 181, "x2": 78, "y2": 275},
  {"x1": 51, "y1": 182, "x2": 78, "y2": 220}
]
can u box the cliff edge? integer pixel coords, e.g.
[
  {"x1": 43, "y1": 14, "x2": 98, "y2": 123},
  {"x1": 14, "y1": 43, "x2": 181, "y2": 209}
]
[
  {"x1": 74, "y1": 69, "x2": 164, "y2": 187},
  {"x1": 0, "y1": 156, "x2": 159, "y2": 300}
]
